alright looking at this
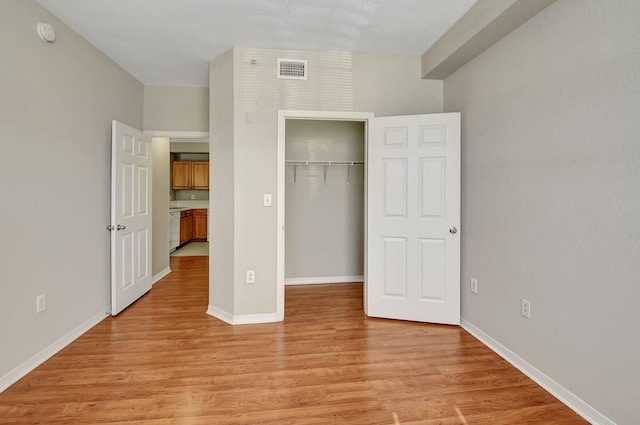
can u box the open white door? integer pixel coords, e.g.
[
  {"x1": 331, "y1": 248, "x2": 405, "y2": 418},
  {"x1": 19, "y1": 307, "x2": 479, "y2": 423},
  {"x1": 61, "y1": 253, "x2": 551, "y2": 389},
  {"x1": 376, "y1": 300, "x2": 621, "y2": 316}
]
[
  {"x1": 110, "y1": 121, "x2": 152, "y2": 316},
  {"x1": 367, "y1": 113, "x2": 460, "y2": 325}
]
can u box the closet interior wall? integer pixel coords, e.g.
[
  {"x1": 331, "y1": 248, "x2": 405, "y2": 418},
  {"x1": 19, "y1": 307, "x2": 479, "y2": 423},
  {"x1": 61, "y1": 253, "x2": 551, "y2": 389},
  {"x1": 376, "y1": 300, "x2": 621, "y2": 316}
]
[{"x1": 285, "y1": 120, "x2": 365, "y2": 284}]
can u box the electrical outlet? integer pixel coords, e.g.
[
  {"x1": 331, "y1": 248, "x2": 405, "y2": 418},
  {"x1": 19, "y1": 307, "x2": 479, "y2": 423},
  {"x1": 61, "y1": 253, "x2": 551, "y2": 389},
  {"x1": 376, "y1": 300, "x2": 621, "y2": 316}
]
[
  {"x1": 263, "y1": 194, "x2": 272, "y2": 207},
  {"x1": 520, "y1": 299, "x2": 531, "y2": 319},
  {"x1": 470, "y1": 278, "x2": 478, "y2": 294},
  {"x1": 36, "y1": 294, "x2": 46, "y2": 313},
  {"x1": 246, "y1": 270, "x2": 255, "y2": 284}
]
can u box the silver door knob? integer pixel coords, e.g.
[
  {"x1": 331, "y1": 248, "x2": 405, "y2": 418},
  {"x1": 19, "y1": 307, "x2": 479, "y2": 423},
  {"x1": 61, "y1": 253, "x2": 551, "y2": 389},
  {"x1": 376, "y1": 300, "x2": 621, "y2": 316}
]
[
  {"x1": 116, "y1": 224, "x2": 126, "y2": 231},
  {"x1": 449, "y1": 227, "x2": 458, "y2": 234},
  {"x1": 107, "y1": 225, "x2": 115, "y2": 231}
]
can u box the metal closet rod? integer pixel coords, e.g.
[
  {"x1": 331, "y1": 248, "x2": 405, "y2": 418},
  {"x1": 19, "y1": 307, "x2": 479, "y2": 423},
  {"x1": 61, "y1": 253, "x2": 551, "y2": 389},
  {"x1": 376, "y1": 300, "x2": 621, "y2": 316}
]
[
  {"x1": 286, "y1": 160, "x2": 364, "y2": 184},
  {"x1": 285, "y1": 160, "x2": 364, "y2": 165}
]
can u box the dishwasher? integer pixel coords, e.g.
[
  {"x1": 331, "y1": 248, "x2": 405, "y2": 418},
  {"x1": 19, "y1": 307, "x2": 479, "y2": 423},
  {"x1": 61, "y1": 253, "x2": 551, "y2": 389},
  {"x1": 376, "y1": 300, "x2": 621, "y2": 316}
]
[{"x1": 169, "y1": 211, "x2": 180, "y2": 252}]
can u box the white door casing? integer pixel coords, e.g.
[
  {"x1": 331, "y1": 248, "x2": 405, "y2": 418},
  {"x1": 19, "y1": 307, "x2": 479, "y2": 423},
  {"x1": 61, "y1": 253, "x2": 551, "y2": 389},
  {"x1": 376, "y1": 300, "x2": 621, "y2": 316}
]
[
  {"x1": 111, "y1": 121, "x2": 152, "y2": 315},
  {"x1": 276, "y1": 110, "x2": 374, "y2": 321},
  {"x1": 367, "y1": 113, "x2": 460, "y2": 325}
]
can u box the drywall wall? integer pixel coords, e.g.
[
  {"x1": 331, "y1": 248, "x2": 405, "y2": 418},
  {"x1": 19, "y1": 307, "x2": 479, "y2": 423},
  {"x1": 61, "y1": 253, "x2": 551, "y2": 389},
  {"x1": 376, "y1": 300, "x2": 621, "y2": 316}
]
[
  {"x1": 143, "y1": 86, "x2": 209, "y2": 131},
  {"x1": 285, "y1": 120, "x2": 365, "y2": 281},
  {"x1": 208, "y1": 49, "x2": 235, "y2": 315},
  {"x1": 0, "y1": 0, "x2": 143, "y2": 384},
  {"x1": 211, "y1": 48, "x2": 443, "y2": 317},
  {"x1": 151, "y1": 137, "x2": 170, "y2": 278},
  {"x1": 170, "y1": 142, "x2": 210, "y2": 153},
  {"x1": 353, "y1": 54, "x2": 443, "y2": 116},
  {"x1": 444, "y1": 0, "x2": 640, "y2": 423}
]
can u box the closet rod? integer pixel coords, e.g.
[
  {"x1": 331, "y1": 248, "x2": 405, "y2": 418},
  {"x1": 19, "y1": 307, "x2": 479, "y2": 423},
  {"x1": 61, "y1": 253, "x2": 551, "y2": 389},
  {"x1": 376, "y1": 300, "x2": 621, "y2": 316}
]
[{"x1": 285, "y1": 160, "x2": 364, "y2": 165}]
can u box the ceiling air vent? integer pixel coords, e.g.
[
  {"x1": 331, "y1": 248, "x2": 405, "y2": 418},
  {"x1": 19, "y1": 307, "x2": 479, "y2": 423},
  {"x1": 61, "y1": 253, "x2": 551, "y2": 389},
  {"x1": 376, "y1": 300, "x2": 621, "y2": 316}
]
[{"x1": 277, "y1": 58, "x2": 307, "y2": 80}]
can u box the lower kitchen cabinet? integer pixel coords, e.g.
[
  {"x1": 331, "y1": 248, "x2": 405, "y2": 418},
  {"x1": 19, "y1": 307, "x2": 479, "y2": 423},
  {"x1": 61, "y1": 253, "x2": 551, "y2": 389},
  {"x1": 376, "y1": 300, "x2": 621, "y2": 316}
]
[
  {"x1": 179, "y1": 210, "x2": 193, "y2": 245},
  {"x1": 193, "y1": 209, "x2": 208, "y2": 240}
]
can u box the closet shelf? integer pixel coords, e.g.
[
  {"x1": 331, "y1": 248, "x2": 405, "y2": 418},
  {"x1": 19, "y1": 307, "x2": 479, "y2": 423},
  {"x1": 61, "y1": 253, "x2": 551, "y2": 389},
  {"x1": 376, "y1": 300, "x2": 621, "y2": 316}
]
[{"x1": 285, "y1": 160, "x2": 364, "y2": 184}]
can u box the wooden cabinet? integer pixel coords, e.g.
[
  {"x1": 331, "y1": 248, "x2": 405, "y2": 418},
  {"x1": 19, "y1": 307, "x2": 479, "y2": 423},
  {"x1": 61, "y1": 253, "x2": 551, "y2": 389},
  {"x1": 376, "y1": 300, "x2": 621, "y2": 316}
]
[
  {"x1": 172, "y1": 161, "x2": 209, "y2": 190},
  {"x1": 193, "y1": 209, "x2": 208, "y2": 240},
  {"x1": 191, "y1": 162, "x2": 209, "y2": 189},
  {"x1": 179, "y1": 210, "x2": 193, "y2": 245},
  {"x1": 172, "y1": 161, "x2": 192, "y2": 189}
]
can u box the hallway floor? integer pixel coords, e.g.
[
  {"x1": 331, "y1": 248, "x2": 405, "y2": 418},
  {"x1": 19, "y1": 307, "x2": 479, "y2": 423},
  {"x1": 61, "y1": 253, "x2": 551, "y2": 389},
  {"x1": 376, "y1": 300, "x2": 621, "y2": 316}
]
[{"x1": 170, "y1": 241, "x2": 209, "y2": 257}]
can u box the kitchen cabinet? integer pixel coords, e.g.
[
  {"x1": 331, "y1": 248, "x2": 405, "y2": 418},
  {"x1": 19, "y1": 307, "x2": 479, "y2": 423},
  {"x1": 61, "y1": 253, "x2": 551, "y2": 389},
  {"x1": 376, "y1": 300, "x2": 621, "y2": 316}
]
[
  {"x1": 179, "y1": 210, "x2": 193, "y2": 245},
  {"x1": 191, "y1": 162, "x2": 209, "y2": 189},
  {"x1": 193, "y1": 209, "x2": 208, "y2": 240},
  {"x1": 172, "y1": 161, "x2": 209, "y2": 190},
  {"x1": 172, "y1": 161, "x2": 191, "y2": 189}
]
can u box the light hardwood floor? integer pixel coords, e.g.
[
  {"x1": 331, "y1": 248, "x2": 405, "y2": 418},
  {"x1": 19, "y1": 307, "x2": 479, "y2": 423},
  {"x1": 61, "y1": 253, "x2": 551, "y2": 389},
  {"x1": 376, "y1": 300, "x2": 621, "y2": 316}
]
[{"x1": 0, "y1": 256, "x2": 587, "y2": 424}]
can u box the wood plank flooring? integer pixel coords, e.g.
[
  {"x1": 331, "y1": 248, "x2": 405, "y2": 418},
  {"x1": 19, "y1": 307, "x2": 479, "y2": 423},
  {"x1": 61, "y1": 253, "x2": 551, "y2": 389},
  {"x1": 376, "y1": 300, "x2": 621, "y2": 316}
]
[{"x1": 0, "y1": 256, "x2": 588, "y2": 424}]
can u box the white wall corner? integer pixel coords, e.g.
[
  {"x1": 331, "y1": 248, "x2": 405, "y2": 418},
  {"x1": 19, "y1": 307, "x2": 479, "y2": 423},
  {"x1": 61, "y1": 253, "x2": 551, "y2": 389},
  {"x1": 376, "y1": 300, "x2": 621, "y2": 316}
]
[
  {"x1": 460, "y1": 318, "x2": 616, "y2": 425},
  {"x1": 152, "y1": 267, "x2": 171, "y2": 285},
  {"x1": 207, "y1": 306, "x2": 278, "y2": 325},
  {"x1": 0, "y1": 308, "x2": 110, "y2": 393}
]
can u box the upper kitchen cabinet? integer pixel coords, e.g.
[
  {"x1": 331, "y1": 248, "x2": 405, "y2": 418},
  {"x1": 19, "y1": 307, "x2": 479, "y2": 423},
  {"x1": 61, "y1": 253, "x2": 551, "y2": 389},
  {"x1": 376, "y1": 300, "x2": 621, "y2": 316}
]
[
  {"x1": 191, "y1": 162, "x2": 209, "y2": 189},
  {"x1": 172, "y1": 161, "x2": 209, "y2": 189},
  {"x1": 172, "y1": 161, "x2": 192, "y2": 189}
]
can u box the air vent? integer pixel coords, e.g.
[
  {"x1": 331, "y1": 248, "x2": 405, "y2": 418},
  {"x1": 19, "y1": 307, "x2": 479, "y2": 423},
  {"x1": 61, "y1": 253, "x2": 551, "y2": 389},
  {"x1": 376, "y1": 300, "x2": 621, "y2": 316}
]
[{"x1": 277, "y1": 58, "x2": 307, "y2": 80}]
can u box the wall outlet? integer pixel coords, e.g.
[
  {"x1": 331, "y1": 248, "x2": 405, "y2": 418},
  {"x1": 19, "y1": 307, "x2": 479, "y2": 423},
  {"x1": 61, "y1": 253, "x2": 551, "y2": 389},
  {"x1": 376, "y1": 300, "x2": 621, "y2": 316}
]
[
  {"x1": 470, "y1": 278, "x2": 478, "y2": 294},
  {"x1": 36, "y1": 294, "x2": 46, "y2": 313},
  {"x1": 246, "y1": 270, "x2": 255, "y2": 284},
  {"x1": 520, "y1": 298, "x2": 531, "y2": 319},
  {"x1": 263, "y1": 194, "x2": 272, "y2": 207},
  {"x1": 190, "y1": 194, "x2": 196, "y2": 200}
]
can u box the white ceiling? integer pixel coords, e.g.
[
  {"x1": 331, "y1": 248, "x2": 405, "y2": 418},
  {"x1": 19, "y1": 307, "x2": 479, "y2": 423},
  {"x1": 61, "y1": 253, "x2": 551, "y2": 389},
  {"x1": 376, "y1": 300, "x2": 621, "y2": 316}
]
[{"x1": 35, "y1": 0, "x2": 477, "y2": 87}]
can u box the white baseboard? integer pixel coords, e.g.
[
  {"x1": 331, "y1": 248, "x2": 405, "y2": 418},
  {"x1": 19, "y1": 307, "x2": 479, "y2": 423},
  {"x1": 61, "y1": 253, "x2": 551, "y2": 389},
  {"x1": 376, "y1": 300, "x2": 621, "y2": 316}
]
[
  {"x1": 207, "y1": 306, "x2": 279, "y2": 325},
  {"x1": 460, "y1": 318, "x2": 615, "y2": 425},
  {"x1": 0, "y1": 308, "x2": 110, "y2": 393},
  {"x1": 152, "y1": 267, "x2": 171, "y2": 285},
  {"x1": 285, "y1": 275, "x2": 364, "y2": 285}
]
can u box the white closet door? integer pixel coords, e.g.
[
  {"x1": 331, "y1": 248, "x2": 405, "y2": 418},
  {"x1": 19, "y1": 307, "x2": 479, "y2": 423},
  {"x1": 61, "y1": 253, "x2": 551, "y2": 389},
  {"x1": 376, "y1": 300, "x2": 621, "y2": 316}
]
[{"x1": 367, "y1": 113, "x2": 460, "y2": 325}]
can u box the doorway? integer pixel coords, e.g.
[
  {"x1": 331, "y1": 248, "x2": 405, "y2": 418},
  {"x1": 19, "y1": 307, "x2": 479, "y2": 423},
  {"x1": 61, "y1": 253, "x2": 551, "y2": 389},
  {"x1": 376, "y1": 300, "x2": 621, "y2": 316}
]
[
  {"x1": 276, "y1": 111, "x2": 374, "y2": 321},
  {"x1": 277, "y1": 111, "x2": 461, "y2": 325},
  {"x1": 148, "y1": 131, "x2": 209, "y2": 276}
]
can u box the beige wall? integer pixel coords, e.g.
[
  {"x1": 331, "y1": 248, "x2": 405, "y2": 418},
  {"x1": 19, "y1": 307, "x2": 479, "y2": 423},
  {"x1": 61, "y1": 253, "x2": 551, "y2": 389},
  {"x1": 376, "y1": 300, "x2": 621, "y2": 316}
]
[
  {"x1": 210, "y1": 48, "x2": 441, "y2": 317},
  {"x1": 444, "y1": 0, "x2": 640, "y2": 423},
  {"x1": 143, "y1": 86, "x2": 209, "y2": 131},
  {"x1": 151, "y1": 138, "x2": 170, "y2": 277},
  {"x1": 209, "y1": 49, "x2": 236, "y2": 315},
  {"x1": 170, "y1": 142, "x2": 209, "y2": 153},
  {"x1": 353, "y1": 54, "x2": 443, "y2": 116},
  {"x1": 0, "y1": 0, "x2": 143, "y2": 382}
]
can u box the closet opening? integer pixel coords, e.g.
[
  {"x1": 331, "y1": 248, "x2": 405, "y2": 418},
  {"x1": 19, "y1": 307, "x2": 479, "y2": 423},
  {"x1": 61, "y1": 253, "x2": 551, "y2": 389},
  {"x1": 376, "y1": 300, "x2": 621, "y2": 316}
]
[{"x1": 276, "y1": 111, "x2": 374, "y2": 320}]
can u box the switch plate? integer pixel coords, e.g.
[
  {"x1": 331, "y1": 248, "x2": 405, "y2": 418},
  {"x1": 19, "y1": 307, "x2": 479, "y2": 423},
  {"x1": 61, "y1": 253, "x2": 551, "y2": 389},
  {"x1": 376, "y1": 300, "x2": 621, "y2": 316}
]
[
  {"x1": 520, "y1": 299, "x2": 531, "y2": 319},
  {"x1": 470, "y1": 278, "x2": 478, "y2": 294},
  {"x1": 246, "y1": 270, "x2": 255, "y2": 284},
  {"x1": 37, "y1": 294, "x2": 46, "y2": 313},
  {"x1": 263, "y1": 194, "x2": 272, "y2": 207}
]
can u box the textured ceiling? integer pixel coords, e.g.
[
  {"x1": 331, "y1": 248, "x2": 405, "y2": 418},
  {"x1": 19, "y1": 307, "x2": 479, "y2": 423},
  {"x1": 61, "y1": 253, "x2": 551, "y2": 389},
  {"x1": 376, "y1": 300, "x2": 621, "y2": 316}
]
[{"x1": 35, "y1": 0, "x2": 477, "y2": 87}]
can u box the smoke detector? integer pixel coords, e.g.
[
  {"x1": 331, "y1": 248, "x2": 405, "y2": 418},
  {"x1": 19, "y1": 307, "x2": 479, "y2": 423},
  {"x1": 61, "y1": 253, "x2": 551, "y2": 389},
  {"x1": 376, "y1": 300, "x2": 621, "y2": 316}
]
[{"x1": 37, "y1": 22, "x2": 56, "y2": 43}]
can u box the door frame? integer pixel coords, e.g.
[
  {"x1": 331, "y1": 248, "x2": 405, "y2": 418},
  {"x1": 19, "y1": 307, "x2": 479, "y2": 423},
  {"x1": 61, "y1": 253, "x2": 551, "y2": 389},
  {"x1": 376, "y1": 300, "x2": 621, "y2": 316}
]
[
  {"x1": 145, "y1": 131, "x2": 209, "y2": 283},
  {"x1": 276, "y1": 110, "x2": 374, "y2": 321}
]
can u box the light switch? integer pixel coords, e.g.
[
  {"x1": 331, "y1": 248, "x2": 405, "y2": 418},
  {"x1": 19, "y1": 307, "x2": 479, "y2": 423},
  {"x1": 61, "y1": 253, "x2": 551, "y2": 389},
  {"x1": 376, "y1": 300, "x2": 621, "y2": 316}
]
[{"x1": 263, "y1": 194, "x2": 272, "y2": 207}]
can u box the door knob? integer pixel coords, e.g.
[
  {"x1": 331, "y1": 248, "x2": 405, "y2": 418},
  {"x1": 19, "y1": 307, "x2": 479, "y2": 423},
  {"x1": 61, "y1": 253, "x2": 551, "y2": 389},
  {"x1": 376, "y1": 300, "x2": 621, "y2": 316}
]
[
  {"x1": 107, "y1": 225, "x2": 115, "y2": 231},
  {"x1": 449, "y1": 227, "x2": 458, "y2": 235},
  {"x1": 116, "y1": 224, "x2": 126, "y2": 231}
]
